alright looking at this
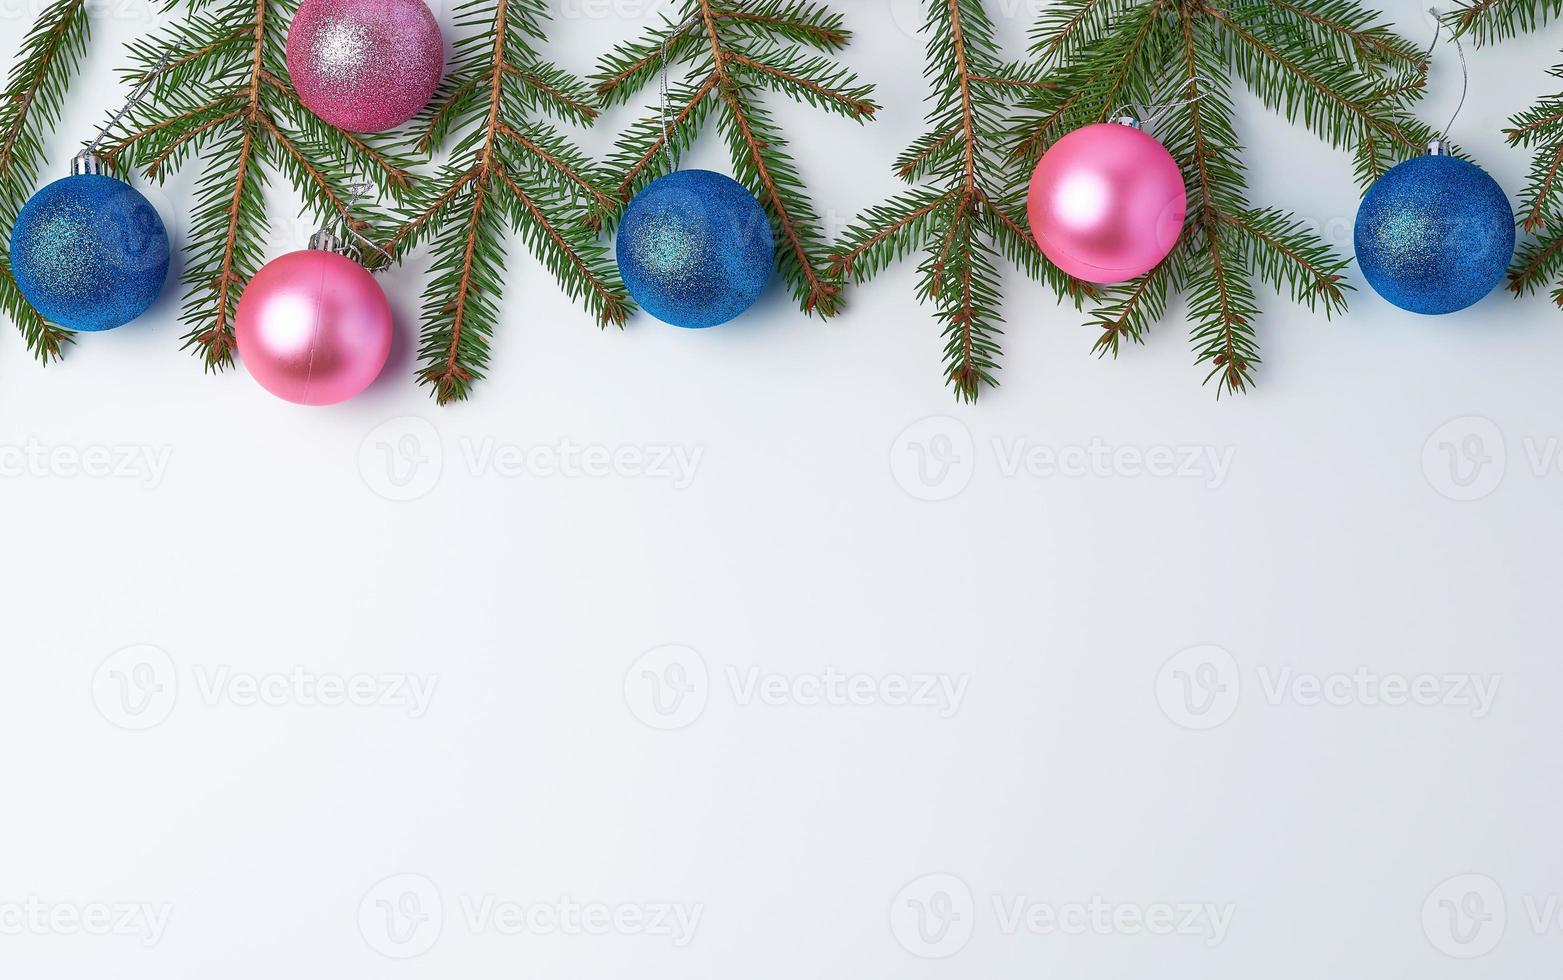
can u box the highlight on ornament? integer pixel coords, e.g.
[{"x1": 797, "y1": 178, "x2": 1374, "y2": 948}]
[
  {"x1": 616, "y1": 169, "x2": 776, "y2": 330},
  {"x1": 286, "y1": 0, "x2": 445, "y2": 134}
]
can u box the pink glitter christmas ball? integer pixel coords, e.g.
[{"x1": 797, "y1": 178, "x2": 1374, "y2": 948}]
[
  {"x1": 1027, "y1": 122, "x2": 1187, "y2": 284},
  {"x1": 236, "y1": 249, "x2": 393, "y2": 406},
  {"x1": 286, "y1": 0, "x2": 444, "y2": 134}
]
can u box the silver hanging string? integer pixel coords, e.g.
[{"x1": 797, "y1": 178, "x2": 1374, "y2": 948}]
[
  {"x1": 312, "y1": 181, "x2": 395, "y2": 265},
  {"x1": 1423, "y1": 8, "x2": 1469, "y2": 144},
  {"x1": 1112, "y1": 73, "x2": 1216, "y2": 132},
  {"x1": 659, "y1": 12, "x2": 701, "y2": 172},
  {"x1": 79, "y1": 54, "x2": 171, "y2": 169}
]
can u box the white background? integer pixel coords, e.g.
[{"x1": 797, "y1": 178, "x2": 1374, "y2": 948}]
[{"x1": 0, "y1": 0, "x2": 1559, "y2": 976}]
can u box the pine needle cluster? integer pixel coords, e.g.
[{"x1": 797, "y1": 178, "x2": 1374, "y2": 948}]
[
  {"x1": 829, "y1": 0, "x2": 1088, "y2": 402},
  {"x1": 101, "y1": 0, "x2": 413, "y2": 372},
  {"x1": 0, "y1": 0, "x2": 91, "y2": 363},
  {"x1": 1016, "y1": 0, "x2": 1434, "y2": 396},
  {"x1": 388, "y1": 0, "x2": 630, "y2": 405},
  {"x1": 1448, "y1": 0, "x2": 1563, "y2": 44},
  {"x1": 1450, "y1": 0, "x2": 1563, "y2": 304},
  {"x1": 594, "y1": 0, "x2": 878, "y2": 318}
]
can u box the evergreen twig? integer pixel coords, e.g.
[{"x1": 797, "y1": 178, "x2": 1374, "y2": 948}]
[
  {"x1": 1014, "y1": 0, "x2": 1432, "y2": 396},
  {"x1": 829, "y1": 0, "x2": 1092, "y2": 402},
  {"x1": 594, "y1": 0, "x2": 878, "y2": 318},
  {"x1": 1447, "y1": 0, "x2": 1563, "y2": 45},
  {"x1": 101, "y1": 0, "x2": 413, "y2": 372},
  {"x1": 388, "y1": 0, "x2": 630, "y2": 405},
  {"x1": 1449, "y1": 0, "x2": 1563, "y2": 304},
  {"x1": 1502, "y1": 62, "x2": 1563, "y2": 304},
  {"x1": 0, "y1": 0, "x2": 92, "y2": 363}
]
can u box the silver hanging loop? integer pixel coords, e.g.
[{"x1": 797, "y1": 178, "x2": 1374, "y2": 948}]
[
  {"x1": 77, "y1": 54, "x2": 170, "y2": 174},
  {"x1": 1423, "y1": 8, "x2": 1468, "y2": 152},
  {"x1": 314, "y1": 182, "x2": 395, "y2": 265},
  {"x1": 1111, "y1": 73, "x2": 1217, "y2": 133},
  {"x1": 658, "y1": 12, "x2": 701, "y2": 172}
]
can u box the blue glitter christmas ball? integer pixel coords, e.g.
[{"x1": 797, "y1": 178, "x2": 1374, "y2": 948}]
[
  {"x1": 617, "y1": 169, "x2": 774, "y2": 329},
  {"x1": 9, "y1": 173, "x2": 170, "y2": 332},
  {"x1": 1354, "y1": 154, "x2": 1514, "y2": 315}
]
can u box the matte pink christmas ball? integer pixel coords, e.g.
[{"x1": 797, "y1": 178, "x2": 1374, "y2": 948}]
[
  {"x1": 236, "y1": 250, "x2": 393, "y2": 406},
  {"x1": 286, "y1": 0, "x2": 444, "y2": 133},
  {"x1": 1027, "y1": 122, "x2": 1187, "y2": 283}
]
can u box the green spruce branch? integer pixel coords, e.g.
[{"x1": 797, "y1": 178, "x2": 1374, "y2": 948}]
[
  {"x1": 1015, "y1": 0, "x2": 1434, "y2": 397},
  {"x1": 1500, "y1": 64, "x2": 1563, "y2": 304},
  {"x1": 1448, "y1": 0, "x2": 1563, "y2": 304},
  {"x1": 829, "y1": 0, "x2": 1091, "y2": 402},
  {"x1": 100, "y1": 0, "x2": 413, "y2": 372},
  {"x1": 593, "y1": 0, "x2": 879, "y2": 318},
  {"x1": 0, "y1": 0, "x2": 92, "y2": 363},
  {"x1": 386, "y1": 0, "x2": 630, "y2": 405},
  {"x1": 1447, "y1": 0, "x2": 1563, "y2": 45}
]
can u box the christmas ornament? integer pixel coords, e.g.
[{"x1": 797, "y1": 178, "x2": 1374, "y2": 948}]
[
  {"x1": 1354, "y1": 145, "x2": 1514, "y2": 314},
  {"x1": 8, "y1": 154, "x2": 170, "y2": 332},
  {"x1": 286, "y1": 0, "x2": 444, "y2": 134},
  {"x1": 1027, "y1": 117, "x2": 1186, "y2": 284},
  {"x1": 617, "y1": 169, "x2": 774, "y2": 329},
  {"x1": 235, "y1": 229, "x2": 392, "y2": 405},
  {"x1": 1353, "y1": 16, "x2": 1513, "y2": 315},
  {"x1": 8, "y1": 59, "x2": 173, "y2": 333}
]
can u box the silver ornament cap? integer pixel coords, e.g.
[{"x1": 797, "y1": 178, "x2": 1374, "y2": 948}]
[
  {"x1": 71, "y1": 151, "x2": 103, "y2": 176},
  {"x1": 309, "y1": 228, "x2": 354, "y2": 257}
]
